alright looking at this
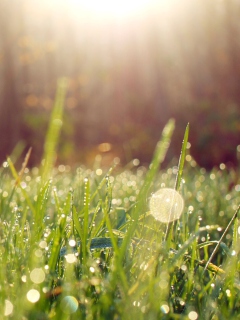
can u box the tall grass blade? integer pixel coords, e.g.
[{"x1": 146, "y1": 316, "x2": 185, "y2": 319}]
[
  {"x1": 165, "y1": 123, "x2": 189, "y2": 244},
  {"x1": 120, "y1": 119, "x2": 175, "y2": 259},
  {"x1": 33, "y1": 179, "x2": 52, "y2": 243},
  {"x1": 174, "y1": 122, "x2": 189, "y2": 191},
  {"x1": 8, "y1": 140, "x2": 26, "y2": 164},
  {"x1": 41, "y1": 78, "x2": 67, "y2": 185},
  {"x1": 203, "y1": 204, "x2": 240, "y2": 274},
  {"x1": 48, "y1": 190, "x2": 72, "y2": 274},
  {"x1": 72, "y1": 205, "x2": 83, "y2": 239},
  {"x1": 15, "y1": 147, "x2": 32, "y2": 186},
  {"x1": 7, "y1": 156, "x2": 35, "y2": 215},
  {"x1": 82, "y1": 178, "x2": 90, "y2": 266},
  {"x1": 139, "y1": 118, "x2": 175, "y2": 198}
]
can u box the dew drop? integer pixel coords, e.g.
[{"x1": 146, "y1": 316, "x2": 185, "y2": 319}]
[
  {"x1": 160, "y1": 304, "x2": 169, "y2": 314},
  {"x1": 133, "y1": 300, "x2": 140, "y2": 307},
  {"x1": 65, "y1": 253, "x2": 77, "y2": 263},
  {"x1": 188, "y1": 311, "x2": 198, "y2": 320},
  {"x1": 181, "y1": 264, "x2": 187, "y2": 272},
  {"x1": 26, "y1": 289, "x2": 40, "y2": 303},
  {"x1": 69, "y1": 239, "x2": 76, "y2": 247},
  {"x1": 226, "y1": 289, "x2": 231, "y2": 297},
  {"x1": 89, "y1": 267, "x2": 95, "y2": 273},
  {"x1": 2, "y1": 161, "x2": 8, "y2": 168}
]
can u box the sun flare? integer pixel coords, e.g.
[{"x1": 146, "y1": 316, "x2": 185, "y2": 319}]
[
  {"x1": 44, "y1": 0, "x2": 176, "y2": 22},
  {"x1": 77, "y1": 0, "x2": 151, "y2": 18}
]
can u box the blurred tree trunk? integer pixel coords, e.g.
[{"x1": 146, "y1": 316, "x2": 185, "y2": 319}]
[
  {"x1": 0, "y1": 0, "x2": 22, "y2": 162},
  {"x1": 0, "y1": 49, "x2": 21, "y2": 160},
  {"x1": 224, "y1": 0, "x2": 240, "y2": 103}
]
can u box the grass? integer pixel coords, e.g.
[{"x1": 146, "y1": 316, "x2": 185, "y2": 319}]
[{"x1": 0, "y1": 85, "x2": 240, "y2": 319}]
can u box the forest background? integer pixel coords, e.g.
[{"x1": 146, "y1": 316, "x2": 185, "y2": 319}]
[{"x1": 0, "y1": 0, "x2": 239, "y2": 169}]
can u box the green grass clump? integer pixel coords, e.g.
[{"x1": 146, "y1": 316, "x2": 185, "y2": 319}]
[{"x1": 0, "y1": 88, "x2": 240, "y2": 319}]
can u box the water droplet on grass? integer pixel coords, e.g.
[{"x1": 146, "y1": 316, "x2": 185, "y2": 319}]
[
  {"x1": 160, "y1": 304, "x2": 169, "y2": 314},
  {"x1": 90, "y1": 266, "x2": 95, "y2": 273},
  {"x1": 65, "y1": 253, "x2": 77, "y2": 263},
  {"x1": 2, "y1": 161, "x2": 8, "y2": 168},
  {"x1": 69, "y1": 239, "x2": 76, "y2": 247},
  {"x1": 188, "y1": 311, "x2": 198, "y2": 320},
  {"x1": 226, "y1": 289, "x2": 231, "y2": 297},
  {"x1": 27, "y1": 289, "x2": 40, "y2": 303}
]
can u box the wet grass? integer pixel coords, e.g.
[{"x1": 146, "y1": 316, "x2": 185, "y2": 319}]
[{"x1": 0, "y1": 85, "x2": 240, "y2": 319}]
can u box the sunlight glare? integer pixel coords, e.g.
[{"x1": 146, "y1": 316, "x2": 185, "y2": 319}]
[
  {"x1": 77, "y1": 0, "x2": 152, "y2": 18},
  {"x1": 80, "y1": 0, "x2": 149, "y2": 16},
  {"x1": 42, "y1": 0, "x2": 177, "y2": 23}
]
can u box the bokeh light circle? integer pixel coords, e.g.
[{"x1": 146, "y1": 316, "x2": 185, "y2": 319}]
[
  {"x1": 4, "y1": 300, "x2": 13, "y2": 316},
  {"x1": 60, "y1": 296, "x2": 78, "y2": 314},
  {"x1": 149, "y1": 188, "x2": 184, "y2": 223},
  {"x1": 30, "y1": 268, "x2": 45, "y2": 284},
  {"x1": 26, "y1": 289, "x2": 40, "y2": 303}
]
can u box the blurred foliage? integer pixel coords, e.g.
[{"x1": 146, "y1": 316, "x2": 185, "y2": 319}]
[{"x1": 0, "y1": 0, "x2": 239, "y2": 168}]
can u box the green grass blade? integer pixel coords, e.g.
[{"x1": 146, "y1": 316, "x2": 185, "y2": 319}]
[
  {"x1": 72, "y1": 205, "x2": 83, "y2": 239},
  {"x1": 48, "y1": 190, "x2": 72, "y2": 274},
  {"x1": 119, "y1": 119, "x2": 175, "y2": 260},
  {"x1": 8, "y1": 140, "x2": 26, "y2": 164},
  {"x1": 33, "y1": 179, "x2": 52, "y2": 243},
  {"x1": 174, "y1": 122, "x2": 189, "y2": 191},
  {"x1": 88, "y1": 200, "x2": 102, "y2": 236},
  {"x1": 90, "y1": 166, "x2": 115, "y2": 203},
  {"x1": 203, "y1": 204, "x2": 240, "y2": 274},
  {"x1": 53, "y1": 187, "x2": 61, "y2": 218},
  {"x1": 81, "y1": 178, "x2": 90, "y2": 266},
  {"x1": 41, "y1": 78, "x2": 67, "y2": 185},
  {"x1": 139, "y1": 119, "x2": 175, "y2": 198},
  {"x1": 7, "y1": 156, "x2": 36, "y2": 215}
]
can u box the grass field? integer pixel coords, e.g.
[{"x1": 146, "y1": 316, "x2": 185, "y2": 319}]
[{"x1": 0, "y1": 83, "x2": 240, "y2": 319}]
